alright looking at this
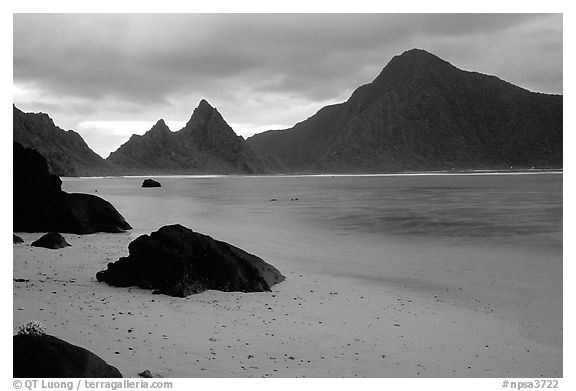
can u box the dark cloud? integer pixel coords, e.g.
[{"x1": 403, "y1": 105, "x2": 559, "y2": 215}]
[{"x1": 13, "y1": 13, "x2": 562, "y2": 156}]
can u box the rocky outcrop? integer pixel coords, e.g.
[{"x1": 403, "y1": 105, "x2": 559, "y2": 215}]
[
  {"x1": 107, "y1": 100, "x2": 267, "y2": 174},
  {"x1": 31, "y1": 232, "x2": 71, "y2": 249},
  {"x1": 142, "y1": 179, "x2": 161, "y2": 188},
  {"x1": 13, "y1": 334, "x2": 122, "y2": 378},
  {"x1": 248, "y1": 48, "x2": 562, "y2": 172},
  {"x1": 13, "y1": 142, "x2": 132, "y2": 234},
  {"x1": 96, "y1": 224, "x2": 285, "y2": 297},
  {"x1": 13, "y1": 105, "x2": 116, "y2": 176}
]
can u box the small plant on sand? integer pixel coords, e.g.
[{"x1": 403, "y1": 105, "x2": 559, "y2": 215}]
[{"x1": 17, "y1": 320, "x2": 46, "y2": 336}]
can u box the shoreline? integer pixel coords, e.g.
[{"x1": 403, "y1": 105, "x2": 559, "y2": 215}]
[
  {"x1": 69, "y1": 169, "x2": 563, "y2": 180},
  {"x1": 13, "y1": 231, "x2": 562, "y2": 378},
  {"x1": 14, "y1": 173, "x2": 562, "y2": 378}
]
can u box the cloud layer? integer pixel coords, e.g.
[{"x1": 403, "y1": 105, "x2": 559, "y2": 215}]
[{"x1": 13, "y1": 14, "x2": 562, "y2": 157}]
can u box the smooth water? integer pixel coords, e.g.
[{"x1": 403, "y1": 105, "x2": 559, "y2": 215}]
[
  {"x1": 62, "y1": 173, "x2": 563, "y2": 350},
  {"x1": 64, "y1": 173, "x2": 562, "y2": 243},
  {"x1": 63, "y1": 173, "x2": 562, "y2": 307}
]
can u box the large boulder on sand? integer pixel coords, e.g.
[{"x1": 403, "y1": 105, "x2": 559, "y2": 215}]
[
  {"x1": 13, "y1": 334, "x2": 122, "y2": 378},
  {"x1": 142, "y1": 179, "x2": 161, "y2": 188},
  {"x1": 96, "y1": 224, "x2": 285, "y2": 297},
  {"x1": 31, "y1": 232, "x2": 71, "y2": 249},
  {"x1": 13, "y1": 142, "x2": 132, "y2": 234}
]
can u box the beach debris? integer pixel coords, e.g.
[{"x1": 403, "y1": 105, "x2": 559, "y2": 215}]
[
  {"x1": 142, "y1": 179, "x2": 162, "y2": 188},
  {"x1": 31, "y1": 232, "x2": 71, "y2": 249},
  {"x1": 13, "y1": 333, "x2": 122, "y2": 378},
  {"x1": 138, "y1": 370, "x2": 153, "y2": 378},
  {"x1": 96, "y1": 224, "x2": 285, "y2": 297}
]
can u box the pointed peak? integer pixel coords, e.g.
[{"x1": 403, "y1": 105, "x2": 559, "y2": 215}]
[
  {"x1": 147, "y1": 118, "x2": 171, "y2": 135},
  {"x1": 155, "y1": 118, "x2": 166, "y2": 126},
  {"x1": 185, "y1": 99, "x2": 219, "y2": 127},
  {"x1": 198, "y1": 99, "x2": 214, "y2": 111},
  {"x1": 193, "y1": 99, "x2": 216, "y2": 117}
]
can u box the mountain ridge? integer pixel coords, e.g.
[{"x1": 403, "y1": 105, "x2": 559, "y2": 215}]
[
  {"x1": 247, "y1": 48, "x2": 562, "y2": 173},
  {"x1": 106, "y1": 99, "x2": 267, "y2": 174},
  {"x1": 13, "y1": 105, "x2": 116, "y2": 176},
  {"x1": 14, "y1": 49, "x2": 562, "y2": 176}
]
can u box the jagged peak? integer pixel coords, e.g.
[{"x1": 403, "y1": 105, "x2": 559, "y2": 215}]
[
  {"x1": 198, "y1": 99, "x2": 214, "y2": 111},
  {"x1": 184, "y1": 99, "x2": 221, "y2": 128},
  {"x1": 149, "y1": 118, "x2": 171, "y2": 132},
  {"x1": 193, "y1": 99, "x2": 216, "y2": 118},
  {"x1": 13, "y1": 105, "x2": 56, "y2": 126}
]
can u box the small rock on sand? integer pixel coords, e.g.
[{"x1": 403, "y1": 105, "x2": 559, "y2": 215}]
[
  {"x1": 138, "y1": 369, "x2": 153, "y2": 378},
  {"x1": 31, "y1": 232, "x2": 71, "y2": 249}
]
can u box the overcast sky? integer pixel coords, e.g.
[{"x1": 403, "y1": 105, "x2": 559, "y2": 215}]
[{"x1": 13, "y1": 13, "x2": 562, "y2": 158}]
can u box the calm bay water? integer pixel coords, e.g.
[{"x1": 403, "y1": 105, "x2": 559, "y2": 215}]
[
  {"x1": 61, "y1": 172, "x2": 563, "y2": 349},
  {"x1": 63, "y1": 172, "x2": 562, "y2": 244},
  {"x1": 62, "y1": 173, "x2": 562, "y2": 306}
]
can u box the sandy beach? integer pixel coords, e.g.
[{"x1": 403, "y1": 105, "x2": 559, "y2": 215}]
[
  {"x1": 12, "y1": 13, "x2": 564, "y2": 381},
  {"x1": 13, "y1": 174, "x2": 562, "y2": 377},
  {"x1": 13, "y1": 228, "x2": 561, "y2": 377}
]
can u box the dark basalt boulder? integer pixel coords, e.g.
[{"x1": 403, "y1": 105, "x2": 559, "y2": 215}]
[
  {"x1": 56, "y1": 193, "x2": 132, "y2": 234},
  {"x1": 13, "y1": 334, "x2": 122, "y2": 378},
  {"x1": 31, "y1": 232, "x2": 71, "y2": 249},
  {"x1": 13, "y1": 234, "x2": 24, "y2": 244},
  {"x1": 96, "y1": 224, "x2": 285, "y2": 297},
  {"x1": 142, "y1": 179, "x2": 161, "y2": 188},
  {"x1": 13, "y1": 142, "x2": 132, "y2": 234}
]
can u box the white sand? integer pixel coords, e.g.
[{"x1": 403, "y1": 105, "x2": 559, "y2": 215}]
[{"x1": 13, "y1": 229, "x2": 561, "y2": 378}]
